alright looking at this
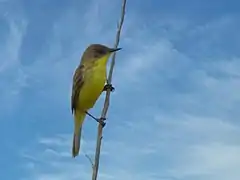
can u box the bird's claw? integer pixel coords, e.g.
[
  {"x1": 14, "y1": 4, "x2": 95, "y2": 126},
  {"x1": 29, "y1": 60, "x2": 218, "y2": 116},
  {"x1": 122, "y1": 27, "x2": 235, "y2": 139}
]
[
  {"x1": 103, "y1": 84, "x2": 115, "y2": 92},
  {"x1": 85, "y1": 112, "x2": 106, "y2": 127},
  {"x1": 97, "y1": 117, "x2": 106, "y2": 127}
]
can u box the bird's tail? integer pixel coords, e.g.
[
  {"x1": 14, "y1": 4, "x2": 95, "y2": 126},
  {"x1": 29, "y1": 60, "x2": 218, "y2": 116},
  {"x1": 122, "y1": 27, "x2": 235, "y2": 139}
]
[{"x1": 72, "y1": 110, "x2": 86, "y2": 158}]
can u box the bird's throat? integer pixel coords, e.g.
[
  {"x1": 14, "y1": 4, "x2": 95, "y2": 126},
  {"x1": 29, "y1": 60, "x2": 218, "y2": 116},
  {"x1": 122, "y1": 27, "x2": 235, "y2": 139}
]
[{"x1": 96, "y1": 54, "x2": 111, "y2": 66}]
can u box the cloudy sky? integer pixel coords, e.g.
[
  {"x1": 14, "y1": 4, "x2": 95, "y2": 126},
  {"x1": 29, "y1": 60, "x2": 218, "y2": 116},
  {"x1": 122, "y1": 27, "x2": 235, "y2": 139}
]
[{"x1": 1, "y1": 0, "x2": 240, "y2": 179}]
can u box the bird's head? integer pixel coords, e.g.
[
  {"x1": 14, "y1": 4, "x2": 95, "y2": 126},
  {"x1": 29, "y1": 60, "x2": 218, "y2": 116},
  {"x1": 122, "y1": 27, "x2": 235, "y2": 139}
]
[{"x1": 81, "y1": 44, "x2": 121, "y2": 64}]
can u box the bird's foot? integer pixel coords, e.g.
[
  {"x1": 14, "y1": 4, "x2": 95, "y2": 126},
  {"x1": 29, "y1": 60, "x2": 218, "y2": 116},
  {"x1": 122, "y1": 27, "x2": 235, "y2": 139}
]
[
  {"x1": 103, "y1": 84, "x2": 115, "y2": 92},
  {"x1": 97, "y1": 117, "x2": 106, "y2": 127},
  {"x1": 85, "y1": 111, "x2": 106, "y2": 127}
]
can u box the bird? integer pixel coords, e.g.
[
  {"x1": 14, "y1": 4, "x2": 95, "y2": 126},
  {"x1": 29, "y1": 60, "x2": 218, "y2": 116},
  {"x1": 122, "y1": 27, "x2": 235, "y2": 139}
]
[{"x1": 71, "y1": 44, "x2": 121, "y2": 158}]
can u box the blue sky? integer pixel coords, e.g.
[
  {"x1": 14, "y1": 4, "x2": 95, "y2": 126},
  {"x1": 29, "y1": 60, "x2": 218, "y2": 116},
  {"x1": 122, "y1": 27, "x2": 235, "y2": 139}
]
[{"x1": 1, "y1": 0, "x2": 240, "y2": 179}]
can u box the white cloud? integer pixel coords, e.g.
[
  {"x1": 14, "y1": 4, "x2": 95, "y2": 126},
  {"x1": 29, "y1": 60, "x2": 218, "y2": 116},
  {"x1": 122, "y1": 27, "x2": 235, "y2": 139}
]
[
  {"x1": 170, "y1": 143, "x2": 240, "y2": 180},
  {"x1": 12, "y1": 2, "x2": 240, "y2": 180},
  {"x1": 21, "y1": 112, "x2": 240, "y2": 180},
  {"x1": 117, "y1": 39, "x2": 174, "y2": 82},
  {"x1": 0, "y1": 18, "x2": 26, "y2": 72},
  {"x1": 0, "y1": 16, "x2": 27, "y2": 113}
]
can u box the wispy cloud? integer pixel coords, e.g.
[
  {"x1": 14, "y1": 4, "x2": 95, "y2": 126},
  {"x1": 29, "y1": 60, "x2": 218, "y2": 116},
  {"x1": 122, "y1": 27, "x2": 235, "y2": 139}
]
[
  {"x1": 1, "y1": 0, "x2": 240, "y2": 180},
  {"x1": 19, "y1": 6, "x2": 240, "y2": 180},
  {"x1": 0, "y1": 13, "x2": 27, "y2": 114},
  {"x1": 21, "y1": 112, "x2": 240, "y2": 180}
]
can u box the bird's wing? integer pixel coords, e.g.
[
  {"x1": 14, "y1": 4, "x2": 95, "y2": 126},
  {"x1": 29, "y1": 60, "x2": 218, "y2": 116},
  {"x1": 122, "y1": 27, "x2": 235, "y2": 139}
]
[{"x1": 71, "y1": 64, "x2": 85, "y2": 113}]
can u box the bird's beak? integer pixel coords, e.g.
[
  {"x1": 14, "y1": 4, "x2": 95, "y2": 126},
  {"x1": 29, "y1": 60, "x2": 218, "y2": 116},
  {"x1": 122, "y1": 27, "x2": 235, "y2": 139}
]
[{"x1": 109, "y1": 47, "x2": 122, "y2": 53}]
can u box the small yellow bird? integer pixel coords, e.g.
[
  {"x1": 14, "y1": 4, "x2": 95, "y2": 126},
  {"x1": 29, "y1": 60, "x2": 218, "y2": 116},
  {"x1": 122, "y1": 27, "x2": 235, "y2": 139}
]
[{"x1": 71, "y1": 44, "x2": 121, "y2": 158}]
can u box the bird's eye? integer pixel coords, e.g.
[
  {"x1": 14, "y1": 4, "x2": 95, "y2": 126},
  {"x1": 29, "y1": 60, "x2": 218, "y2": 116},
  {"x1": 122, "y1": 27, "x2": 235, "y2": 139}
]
[{"x1": 97, "y1": 49, "x2": 105, "y2": 55}]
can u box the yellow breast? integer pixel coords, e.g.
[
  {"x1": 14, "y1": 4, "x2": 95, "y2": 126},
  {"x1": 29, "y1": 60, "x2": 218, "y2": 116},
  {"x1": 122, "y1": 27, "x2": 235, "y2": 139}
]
[{"x1": 77, "y1": 63, "x2": 107, "y2": 110}]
